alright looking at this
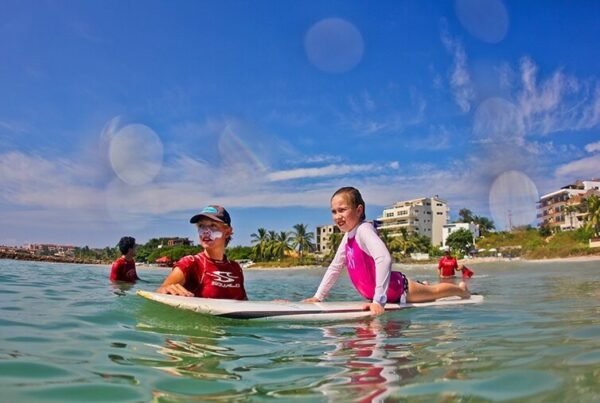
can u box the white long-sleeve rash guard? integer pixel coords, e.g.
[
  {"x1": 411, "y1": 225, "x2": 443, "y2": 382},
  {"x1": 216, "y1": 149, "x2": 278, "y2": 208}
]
[{"x1": 314, "y1": 221, "x2": 392, "y2": 305}]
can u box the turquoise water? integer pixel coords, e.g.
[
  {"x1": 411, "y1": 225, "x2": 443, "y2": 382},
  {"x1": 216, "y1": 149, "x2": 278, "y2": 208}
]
[{"x1": 0, "y1": 259, "x2": 598, "y2": 402}]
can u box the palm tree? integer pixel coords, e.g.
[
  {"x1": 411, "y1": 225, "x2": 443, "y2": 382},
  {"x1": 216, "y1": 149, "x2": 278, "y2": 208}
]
[
  {"x1": 325, "y1": 231, "x2": 344, "y2": 259},
  {"x1": 290, "y1": 223, "x2": 315, "y2": 263},
  {"x1": 583, "y1": 194, "x2": 600, "y2": 237},
  {"x1": 378, "y1": 229, "x2": 394, "y2": 252},
  {"x1": 562, "y1": 204, "x2": 579, "y2": 230},
  {"x1": 263, "y1": 230, "x2": 279, "y2": 260},
  {"x1": 390, "y1": 228, "x2": 418, "y2": 255},
  {"x1": 250, "y1": 228, "x2": 269, "y2": 261},
  {"x1": 272, "y1": 231, "x2": 293, "y2": 260}
]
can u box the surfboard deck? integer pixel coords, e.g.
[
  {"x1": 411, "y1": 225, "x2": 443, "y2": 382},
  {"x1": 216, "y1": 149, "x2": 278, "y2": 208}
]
[{"x1": 137, "y1": 290, "x2": 484, "y2": 321}]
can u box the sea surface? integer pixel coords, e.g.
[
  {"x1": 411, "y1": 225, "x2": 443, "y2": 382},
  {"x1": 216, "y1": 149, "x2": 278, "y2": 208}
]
[{"x1": 0, "y1": 259, "x2": 599, "y2": 402}]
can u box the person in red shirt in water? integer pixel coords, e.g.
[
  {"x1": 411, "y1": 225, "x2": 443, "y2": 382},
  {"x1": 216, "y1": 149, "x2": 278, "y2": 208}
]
[
  {"x1": 110, "y1": 236, "x2": 140, "y2": 283},
  {"x1": 156, "y1": 205, "x2": 247, "y2": 300},
  {"x1": 438, "y1": 248, "x2": 462, "y2": 279}
]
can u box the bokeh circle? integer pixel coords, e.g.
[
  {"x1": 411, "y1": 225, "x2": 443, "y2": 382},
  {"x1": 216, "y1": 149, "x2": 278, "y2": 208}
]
[
  {"x1": 455, "y1": 0, "x2": 509, "y2": 44},
  {"x1": 489, "y1": 170, "x2": 539, "y2": 230},
  {"x1": 304, "y1": 18, "x2": 364, "y2": 73},
  {"x1": 109, "y1": 124, "x2": 164, "y2": 186}
]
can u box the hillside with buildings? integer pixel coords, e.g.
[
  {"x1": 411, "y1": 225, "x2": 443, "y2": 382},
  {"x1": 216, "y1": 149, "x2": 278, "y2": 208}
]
[{"x1": 2, "y1": 179, "x2": 599, "y2": 266}]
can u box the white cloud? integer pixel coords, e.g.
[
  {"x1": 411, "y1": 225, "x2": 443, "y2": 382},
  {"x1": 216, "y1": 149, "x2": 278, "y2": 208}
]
[
  {"x1": 555, "y1": 154, "x2": 600, "y2": 179},
  {"x1": 517, "y1": 57, "x2": 600, "y2": 135},
  {"x1": 267, "y1": 163, "x2": 387, "y2": 182},
  {"x1": 441, "y1": 29, "x2": 475, "y2": 113},
  {"x1": 0, "y1": 152, "x2": 104, "y2": 209},
  {"x1": 585, "y1": 141, "x2": 600, "y2": 153},
  {"x1": 1, "y1": 146, "x2": 517, "y2": 244},
  {"x1": 338, "y1": 88, "x2": 426, "y2": 135},
  {"x1": 293, "y1": 154, "x2": 343, "y2": 165}
]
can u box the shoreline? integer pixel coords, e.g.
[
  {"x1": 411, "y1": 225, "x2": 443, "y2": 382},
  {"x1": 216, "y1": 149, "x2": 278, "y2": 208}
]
[
  {"x1": 2, "y1": 253, "x2": 598, "y2": 269},
  {"x1": 245, "y1": 254, "x2": 600, "y2": 270}
]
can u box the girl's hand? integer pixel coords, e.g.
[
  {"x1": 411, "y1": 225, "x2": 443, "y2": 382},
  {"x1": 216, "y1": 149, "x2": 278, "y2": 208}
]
[
  {"x1": 367, "y1": 302, "x2": 385, "y2": 316},
  {"x1": 302, "y1": 297, "x2": 321, "y2": 303},
  {"x1": 157, "y1": 284, "x2": 193, "y2": 297}
]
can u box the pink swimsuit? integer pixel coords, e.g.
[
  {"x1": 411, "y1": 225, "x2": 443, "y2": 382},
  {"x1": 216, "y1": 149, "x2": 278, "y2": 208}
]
[
  {"x1": 345, "y1": 235, "x2": 406, "y2": 303},
  {"x1": 315, "y1": 222, "x2": 407, "y2": 304}
]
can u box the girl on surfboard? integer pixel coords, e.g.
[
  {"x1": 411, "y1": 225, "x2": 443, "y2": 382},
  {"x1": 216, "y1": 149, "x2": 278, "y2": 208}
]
[
  {"x1": 303, "y1": 187, "x2": 470, "y2": 316},
  {"x1": 155, "y1": 205, "x2": 248, "y2": 300}
]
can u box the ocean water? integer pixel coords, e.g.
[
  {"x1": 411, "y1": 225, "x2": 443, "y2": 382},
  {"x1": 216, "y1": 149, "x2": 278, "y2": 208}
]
[{"x1": 0, "y1": 259, "x2": 598, "y2": 402}]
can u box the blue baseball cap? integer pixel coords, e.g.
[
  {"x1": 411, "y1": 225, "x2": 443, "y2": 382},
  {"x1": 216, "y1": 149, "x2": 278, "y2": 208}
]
[{"x1": 190, "y1": 205, "x2": 231, "y2": 226}]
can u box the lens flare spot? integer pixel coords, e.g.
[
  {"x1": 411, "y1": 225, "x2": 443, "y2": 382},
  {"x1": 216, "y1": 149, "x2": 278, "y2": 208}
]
[
  {"x1": 304, "y1": 18, "x2": 364, "y2": 73},
  {"x1": 218, "y1": 124, "x2": 267, "y2": 173},
  {"x1": 109, "y1": 124, "x2": 163, "y2": 186},
  {"x1": 489, "y1": 171, "x2": 539, "y2": 230},
  {"x1": 455, "y1": 0, "x2": 509, "y2": 43}
]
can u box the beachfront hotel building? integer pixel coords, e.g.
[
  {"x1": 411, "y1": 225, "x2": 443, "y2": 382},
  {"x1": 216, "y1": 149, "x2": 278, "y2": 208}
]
[
  {"x1": 537, "y1": 179, "x2": 600, "y2": 231},
  {"x1": 376, "y1": 196, "x2": 449, "y2": 246},
  {"x1": 315, "y1": 224, "x2": 341, "y2": 255}
]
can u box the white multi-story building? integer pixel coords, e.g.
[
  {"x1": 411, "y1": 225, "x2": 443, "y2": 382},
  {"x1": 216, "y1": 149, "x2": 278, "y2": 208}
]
[
  {"x1": 538, "y1": 179, "x2": 600, "y2": 231},
  {"x1": 376, "y1": 196, "x2": 449, "y2": 246},
  {"x1": 441, "y1": 222, "x2": 480, "y2": 248},
  {"x1": 315, "y1": 224, "x2": 341, "y2": 255}
]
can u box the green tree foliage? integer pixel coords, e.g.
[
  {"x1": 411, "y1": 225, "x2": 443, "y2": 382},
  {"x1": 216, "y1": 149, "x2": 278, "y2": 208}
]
[
  {"x1": 72, "y1": 245, "x2": 119, "y2": 261},
  {"x1": 290, "y1": 223, "x2": 315, "y2": 262},
  {"x1": 446, "y1": 228, "x2": 474, "y2": 253},
  {"x1": 246, "y1": 224, "x2": 316, "y2": 264},
  {"x1": 147, "y1": 245, "x2": 201, "y2": 263},
  {"x1": 226, "y1": 245, "x2": 253, "y2": 260},
  {"x1": 538, "y1": 224, "x2": 552, "y2": 237},
  {"x1": 271, "y1": 231, "x2": 293, "y2": 260},
  {"x1": 582, "y1": 194, "x2": 600, "y2": 237},
  {"x1": 458, "y1": 208, "x2": 475, "y2": 223},
  {"x1": 250, "y1": 228, "x2": 269, "y2": 261},
  {"x1": 325, "y1": 231, "x2": 344, "y2": 259},
  {"x1": 456, "y1": 207, "x2": 495, "y2": 235},
  {"x1": 475, "y1": 216, "x2": 495, "y2": 235},
  {"x1": 389, "y1": 228, "x2": 417, "y2": 255}
]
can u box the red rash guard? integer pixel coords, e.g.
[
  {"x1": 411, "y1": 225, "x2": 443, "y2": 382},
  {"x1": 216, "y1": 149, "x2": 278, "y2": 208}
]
[
  {"x1": 438, "y1": 256, "x2": 459, "y2": 277},
  {"x1": 110, "y1": 256, "x2": 139, "y2": 282},
  {"x1": 176, "y1": 253, "x2": 247, "y2": 300}
]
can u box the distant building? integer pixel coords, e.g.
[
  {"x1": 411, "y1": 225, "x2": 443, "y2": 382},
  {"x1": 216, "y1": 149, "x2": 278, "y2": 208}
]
[
  {"x1": 376, "y1": 196, "x2": 449, "y2": 246},
  {"x1": 158, "y1": 237, "x2": 193, "y2": 247},
  {"x1": 442, "y1": 222, "x2": 480, "y2": 248},
  {"x1": 537, "y1": 179, "x2": 600, "y2": 231},
  {"x1": 26, "y1": 243, "x2": 76, "y2": 256},
  {"x1": 315, "y1": 224, "x2": 341, "y2": 255}
]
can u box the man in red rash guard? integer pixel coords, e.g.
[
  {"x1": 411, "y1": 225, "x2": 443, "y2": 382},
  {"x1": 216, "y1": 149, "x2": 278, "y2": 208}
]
[
  {"x1": 110, "y1": 236, "x2": 140, "y2": 283},
  {"x1": 438, "y1": 249, "x2": 460, "y2": 278},
  {"x1": 156, "y1": 205, "x2": 247, "y2": 300}
]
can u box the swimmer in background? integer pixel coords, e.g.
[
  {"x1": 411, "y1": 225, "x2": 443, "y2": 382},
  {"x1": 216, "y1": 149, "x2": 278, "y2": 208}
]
[
  {"x1": 109, "y1": 236, "x2": 140, "y2": 283},
  {"x1": 438, "y1": 249, "x2": 474, "y2": 279}
]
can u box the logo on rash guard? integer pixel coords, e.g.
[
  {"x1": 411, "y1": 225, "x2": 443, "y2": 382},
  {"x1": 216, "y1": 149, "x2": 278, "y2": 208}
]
[
  {"x1": 207, "y1": 271, "x2": 238, "y2": 284},
  {"x1": 346, "y1": 246, "x2": 356, "y2": 270}
]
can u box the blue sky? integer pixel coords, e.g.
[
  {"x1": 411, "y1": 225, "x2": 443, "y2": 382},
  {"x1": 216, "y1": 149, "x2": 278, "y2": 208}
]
[{"x1": 1, "y1": 0, "x2": 599, "y2": 248}]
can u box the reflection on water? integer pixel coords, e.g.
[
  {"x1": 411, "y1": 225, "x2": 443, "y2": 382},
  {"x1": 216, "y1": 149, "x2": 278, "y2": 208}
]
[
  {"x1": 0, "y1": 260, "x2": 599, "y2": 401},
  {"x1": 317, "y1": 318, "x2": 417, "y2": 402}
]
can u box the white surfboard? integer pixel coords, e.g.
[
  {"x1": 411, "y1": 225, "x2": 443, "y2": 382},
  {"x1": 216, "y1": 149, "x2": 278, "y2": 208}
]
[{"x1": 137, "y1": 290, "x2": 484, "y2": 321}]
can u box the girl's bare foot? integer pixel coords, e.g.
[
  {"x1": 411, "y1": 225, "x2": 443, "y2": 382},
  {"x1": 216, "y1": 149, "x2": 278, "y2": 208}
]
[{"x1": 458, "y1": 281, "x2": 471, "y2": 299}]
